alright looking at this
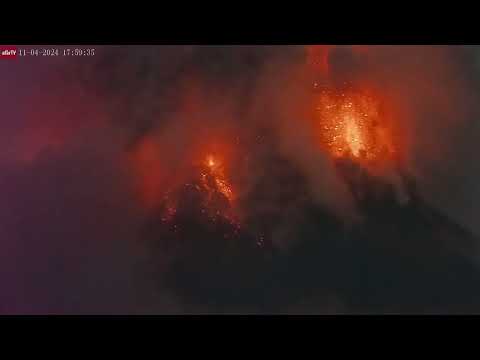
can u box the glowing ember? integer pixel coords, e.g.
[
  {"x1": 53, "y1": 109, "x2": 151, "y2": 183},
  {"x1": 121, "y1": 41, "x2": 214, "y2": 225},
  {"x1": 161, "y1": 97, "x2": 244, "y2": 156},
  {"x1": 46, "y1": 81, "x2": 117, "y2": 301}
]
[
  {"x1": 207, "y1": 155, "x2": 216, "y2": 168},
  {"x1": 344, "y1": 115, "x2": 363, "y2": 156},
  {"x1": 155, "y1": 151, "x2": 239, "y2": 233},
  {"x1": 201, "y1": 154, "x2": 234, "y2": 202},
  {"x1": 315, "y1": 88, "x2": 394, "y2": 162}
]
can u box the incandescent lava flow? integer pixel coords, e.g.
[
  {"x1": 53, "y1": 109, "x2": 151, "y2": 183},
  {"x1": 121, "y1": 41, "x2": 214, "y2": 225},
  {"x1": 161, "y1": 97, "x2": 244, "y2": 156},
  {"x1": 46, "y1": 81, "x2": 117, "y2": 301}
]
[
  {"x1": 200, "y1": 154, "x2": 235, "y2": 205},
  {"x1": 314, "y1": 86, "x2": 396, "y2": 167},
  {"x1": 155, "y1": 151, "x2": 241, "y2": 234},
  {"x1": 145, "y1": 149, "x2": 268, "y2": 310},
  {"x1": 313, "y1": 84, "x2": 417, "y2": 214}
]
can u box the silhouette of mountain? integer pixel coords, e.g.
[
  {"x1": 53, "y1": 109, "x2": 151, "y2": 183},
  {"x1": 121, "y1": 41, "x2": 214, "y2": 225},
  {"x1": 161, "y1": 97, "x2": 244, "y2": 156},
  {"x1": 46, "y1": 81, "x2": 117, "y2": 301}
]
[{"x1": 145, "y1": 155, "x2": 480, "y2": 314}]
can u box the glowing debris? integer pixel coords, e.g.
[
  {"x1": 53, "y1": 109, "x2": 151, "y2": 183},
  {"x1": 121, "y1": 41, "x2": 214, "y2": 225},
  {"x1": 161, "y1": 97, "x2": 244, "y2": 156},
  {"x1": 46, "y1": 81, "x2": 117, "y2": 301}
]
[{"x1": 315, "y1": 88, "x2": 394, "y2": 162}]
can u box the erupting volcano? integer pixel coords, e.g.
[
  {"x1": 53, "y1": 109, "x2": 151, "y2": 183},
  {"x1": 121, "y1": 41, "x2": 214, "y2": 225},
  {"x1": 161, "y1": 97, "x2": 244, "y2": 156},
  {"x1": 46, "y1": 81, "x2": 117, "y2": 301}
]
[
  {"x1": 315, "y1": 87, "x2": 395, "y2": 164},
  {"x1": 5, "y1": 44, "x2": 480, "y2": 315},
  {"x1": 137, "y1": 46, "x2": 480, "y2": 313}
]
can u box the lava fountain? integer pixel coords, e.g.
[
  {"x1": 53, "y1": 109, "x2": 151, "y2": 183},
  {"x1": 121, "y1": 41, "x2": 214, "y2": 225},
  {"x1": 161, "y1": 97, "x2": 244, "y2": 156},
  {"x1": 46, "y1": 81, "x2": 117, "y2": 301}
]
[{"x1": 314, "y1": 87, "x2": 395, "y2": 165}]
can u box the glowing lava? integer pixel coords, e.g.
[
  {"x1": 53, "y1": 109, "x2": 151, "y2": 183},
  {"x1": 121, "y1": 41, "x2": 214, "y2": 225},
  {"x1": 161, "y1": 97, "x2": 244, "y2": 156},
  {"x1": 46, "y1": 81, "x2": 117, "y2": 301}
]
[
  {"x1": 207, "y1": 156, "x2": 216, "y2": 168},
  {"x1": 315, "y1": 88, "x2": 394, "y2": 163},
  {"x1": 155, "y1": 151, "x2": 240, "y2": 237},
  {"x1": 344, "y1": 115, "x2": 363, "y2": 156},
  {"x1": 201, "y1": 154, "x2": 234, "y2": 202}
]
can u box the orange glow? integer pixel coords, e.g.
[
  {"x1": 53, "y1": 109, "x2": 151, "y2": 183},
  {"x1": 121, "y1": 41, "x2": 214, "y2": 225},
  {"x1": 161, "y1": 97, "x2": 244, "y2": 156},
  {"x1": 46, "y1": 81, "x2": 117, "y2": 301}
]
[
  {"x1": 201, "y1": 154, "x2": 234, "y2": 202},
  {"x1": 344, "y1": 115, "x2": 363, "y2": 156},
  {"x1": 206, "y1": 155, "x2": 216, "y2": 168},
  {"x1": 315, "y1": 88, "x2": 395, "y2": 163}
]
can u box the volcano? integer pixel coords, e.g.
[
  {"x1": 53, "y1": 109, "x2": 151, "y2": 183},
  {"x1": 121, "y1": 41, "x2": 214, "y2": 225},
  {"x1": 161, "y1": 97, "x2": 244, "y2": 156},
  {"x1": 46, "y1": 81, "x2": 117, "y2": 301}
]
[
  {"x1": 142, "y1": 134, "x2": 480, "y2": 314},
  {"x1": 140, "y1": 75, "x2": 480, "y2": 314}
]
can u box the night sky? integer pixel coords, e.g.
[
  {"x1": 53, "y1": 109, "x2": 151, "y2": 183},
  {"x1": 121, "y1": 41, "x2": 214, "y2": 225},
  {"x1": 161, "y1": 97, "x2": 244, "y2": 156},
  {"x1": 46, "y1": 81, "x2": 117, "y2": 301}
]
[{"x1": 2, "y1": 45, "x2": 480, "y2": 314}]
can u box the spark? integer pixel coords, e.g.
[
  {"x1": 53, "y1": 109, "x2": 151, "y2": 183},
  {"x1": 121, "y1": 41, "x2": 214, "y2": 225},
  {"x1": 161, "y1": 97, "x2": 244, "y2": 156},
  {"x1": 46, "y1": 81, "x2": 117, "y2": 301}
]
[
  {"x1": 201, "y1": 154, "x2": 234, "y2": 202},
  {"x1": 315, "y1": 88, "x2": 393, "y2": 162}
]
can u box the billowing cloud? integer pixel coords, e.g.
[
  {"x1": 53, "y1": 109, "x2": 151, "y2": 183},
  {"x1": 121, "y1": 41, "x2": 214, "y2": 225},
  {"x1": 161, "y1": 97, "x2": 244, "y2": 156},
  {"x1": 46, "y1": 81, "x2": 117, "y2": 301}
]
[{"x1": 2, "y1": 45, "x2": 480, "y2": 313}]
